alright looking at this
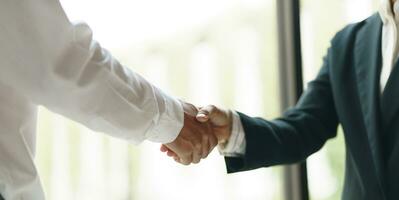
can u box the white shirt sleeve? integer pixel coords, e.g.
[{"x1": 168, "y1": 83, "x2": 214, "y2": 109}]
[
  {"x1": 218, "y1": 111, "x2": 246, "y2": 157},
  {"x1": 0, "y1": 0, "x2": 183, "y2": 144}
]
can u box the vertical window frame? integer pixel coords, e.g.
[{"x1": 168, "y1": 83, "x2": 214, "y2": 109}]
[{"x1": 276, "y1": 0, "x2": 309, "y2": 199}]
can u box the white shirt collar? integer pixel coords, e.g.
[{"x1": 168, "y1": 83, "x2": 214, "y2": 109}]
[{"x1": 379, "y1": 0, "x2": 399, "y2": 24}]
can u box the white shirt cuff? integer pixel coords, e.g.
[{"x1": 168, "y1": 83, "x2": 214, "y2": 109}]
[
  {"x1": 218, "y1": 111, "x2": 246, "y2": 157},
  {"x1": 146, "y1": 89, "x2": 184, "y2": 144}
]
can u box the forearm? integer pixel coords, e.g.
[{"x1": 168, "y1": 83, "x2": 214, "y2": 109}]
[
  {"x1": 225, "y1": 113, "x2": 310, "y2": 172},
  {"x1": 0, "y1": 0, "x2": 183, "y2": 144},
  {"x1": 223, "y1": 110, "x2": 337, "y2": 173}
]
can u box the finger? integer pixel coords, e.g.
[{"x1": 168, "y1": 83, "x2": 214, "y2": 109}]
[
  {"x1": 208, "y1": 133, "x2": 218, "y2": 155},
  {"x1": 175, "y1": 140, "x2": 194, "y2": 165},
  {"x1": 192, "y1": 148, "x2": 202, "y2": 164},
  {"x1": 196, "y1": 106, "x2": 212, "y2": 122},
  {"x1": 183, "y1": 115, "x2": 203, "y2": 152},
  {"x1": 181, "y1": 101, "x2": 199, "y2": 116},
  {"x1": 164, "y1": 139, "x2": 192, "y2": 165},
  {"x1": 185, "y1": 126, "x2": 203, "y2": 164},
  {"x1": 202, "y1": 123, "x2": 217, "y2": 158},
  {"x1": 197, "y1": 105, "x2": 216, "y2": 115},
  {"x1": 201, "y1": 133, "x2": 210, "y2": 159},
  {"x1": 179, "y1": 159, "x2": 191, "y2": 165},
  {"x1": 174, "y1": 157, "x2": 183, "y2": 164},
  {"x1": 189, "y1": 133, "x2": 202, "y2": 164},
  {"x1": 180, "y1": 154, "x2": 193, "y2": 165},
  {"x1": 196, "y1": 113, "x2": 209, "y2": 122},
  {"x1": 167, "y1": 150, "x2": 177, "y2": 157},
  {"x1": 160, "y1": 145, "x2": 169, "y2": 152},
  {"x1": 196, "y1": 105, "x2": 219, "y2": 123}
]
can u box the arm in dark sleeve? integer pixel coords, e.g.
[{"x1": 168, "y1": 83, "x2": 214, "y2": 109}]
[{"x1": 225, "y1": 49, "x2": 339, "y2": 173}]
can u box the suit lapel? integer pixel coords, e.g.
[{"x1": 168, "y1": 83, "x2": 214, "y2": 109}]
[
  {"x1": 353, "y1": 15, "x2": 385, "y2": 189},
  {"x1": 380, "y1": 60, "x2": 399, "y2": 128}
]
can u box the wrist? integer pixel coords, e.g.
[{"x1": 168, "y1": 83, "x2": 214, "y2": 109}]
[
  {"x1": 217, "y1": 110, "x2": 246, "y2": 156},
  {"x1": 217, "y1": 110, "x2": 233, "y2": 145}
]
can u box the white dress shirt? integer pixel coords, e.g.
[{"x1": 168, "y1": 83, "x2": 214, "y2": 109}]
[
  {"x1": 0, "y1": 1, "x2": 184, "y2": 199},
  {"x1": 220, "y1": 0, "x2": 399, "y2": 157}
]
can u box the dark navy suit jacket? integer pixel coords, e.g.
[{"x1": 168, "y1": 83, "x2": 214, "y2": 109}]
[{"x1": 225, "y1": 14, "x2": 399, "y2": 200}]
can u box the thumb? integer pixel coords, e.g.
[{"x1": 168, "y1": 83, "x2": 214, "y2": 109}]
[
  {"x1": 196, "y1": 105, "x2": 218, "y2": 122},
  {"x1": 208, "y1": 105, "x2": 233, "y2": 127},
  {"x1": 160, "y1": 144, "x2": 169, "y2": 152},
  {"x1": 196, "y1": 105, "x2": 228, "y2": 125},
  {"x1": 196, "y1": 111, "x2": 210, "y2": 122}
]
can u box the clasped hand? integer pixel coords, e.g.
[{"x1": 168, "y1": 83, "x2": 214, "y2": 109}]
[{"x1": 161, "y1": 101, "x2": 232, "y2": 165}]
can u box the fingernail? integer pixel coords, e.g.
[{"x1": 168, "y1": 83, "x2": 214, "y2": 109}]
[{"x1": 197, "y1": 114, "x2": 207, "y2": 118}]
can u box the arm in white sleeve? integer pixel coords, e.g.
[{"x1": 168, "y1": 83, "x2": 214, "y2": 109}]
[
  {"x1": 0, "y1": 0, "x2": 183, "y2": 144},
  {"x1": 218, "y1": 111, "x2": 246, "y2": 157}
]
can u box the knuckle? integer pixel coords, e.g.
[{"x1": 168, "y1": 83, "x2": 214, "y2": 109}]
[
  {"x1": 211, "y1": 141, "x2": 217, "y2": 148},
  {"x1": 182, "y1": 157, "x2": 191, "y2": 164},
  {"x1": 202, "y1": 150, "x2": 209, "y2": 157},
  {"x1": 184, "y1": 150, "x2": 193, "y2": 156}
]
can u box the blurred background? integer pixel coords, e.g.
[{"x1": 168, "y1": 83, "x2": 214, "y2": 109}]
[{"x1": 35, "y1": 0, "x2": 378, "y2": 199}]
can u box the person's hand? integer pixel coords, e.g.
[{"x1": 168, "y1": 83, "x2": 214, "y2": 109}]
[
  {"x1": 161, "y1": 104, "x2": 233, "y2": 164},
  {"x1": 196, "y1": 105, "x2": 233, "y2": 148},
  {"x1": 161, "y1": 101, "x2": 218, "y2": 165}
]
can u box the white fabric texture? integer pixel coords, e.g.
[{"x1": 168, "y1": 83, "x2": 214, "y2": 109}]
[{"x1": 0, "y1": 1, "x2": 184, "y2": 199}]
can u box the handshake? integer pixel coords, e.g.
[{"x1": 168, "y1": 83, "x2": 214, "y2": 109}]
[{"x1": 160, "y1": 100, "x2": 232, "y2": 165}]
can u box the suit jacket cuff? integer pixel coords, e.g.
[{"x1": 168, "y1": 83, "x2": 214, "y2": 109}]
[{"x1": 224, "y1": 112, "x2": 277, "y2": 173}]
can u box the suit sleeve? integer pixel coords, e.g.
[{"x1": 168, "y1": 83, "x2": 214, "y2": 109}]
[
  {"x1": 0, "y1": 0, "x2": 183, "y2": 144},
  {"x1": 225, "y1": 48, "x2": 339, "y2": 173}
]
